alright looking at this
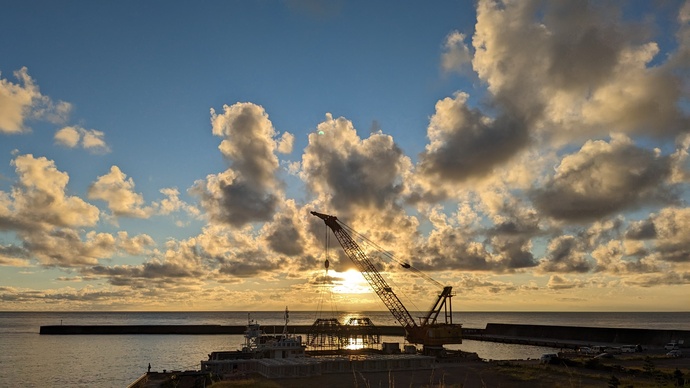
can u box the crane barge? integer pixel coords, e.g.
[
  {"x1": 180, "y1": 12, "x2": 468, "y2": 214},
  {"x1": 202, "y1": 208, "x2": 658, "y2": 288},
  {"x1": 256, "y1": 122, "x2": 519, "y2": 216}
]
[{"x1": 311, "y1": 211, "x2": 462, "y2": 347}]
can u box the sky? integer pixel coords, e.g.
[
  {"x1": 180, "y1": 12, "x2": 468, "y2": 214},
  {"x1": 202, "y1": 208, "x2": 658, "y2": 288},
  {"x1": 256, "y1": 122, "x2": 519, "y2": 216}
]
[{"x1": 1, "y1": 0, "x2": 689, "y2": 313}]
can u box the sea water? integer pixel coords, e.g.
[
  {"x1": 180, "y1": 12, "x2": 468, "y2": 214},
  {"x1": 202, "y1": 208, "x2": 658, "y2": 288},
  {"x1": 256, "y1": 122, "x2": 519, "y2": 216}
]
[{"x1": 1, "y1": 311, "x2": 688, "y2": 387}]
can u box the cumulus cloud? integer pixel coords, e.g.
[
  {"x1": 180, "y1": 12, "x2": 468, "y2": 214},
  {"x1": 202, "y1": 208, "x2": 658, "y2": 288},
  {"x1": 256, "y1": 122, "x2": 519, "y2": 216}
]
[
  {"x1": 24, "y1": 229, "x2": 116, "y2": 267},
  {"x1": 489, "y1": 234, "x2": 536, "y2": 270},
  {"x1": 539, "y1": 235, "x2": 593, "y2": 273},
  {"x1": 211, "y1": 103, "x2": 282, "y2": 189},
  {"x1": 547, "y1": 274, "x2": 586, "y2": 290},
  {"x1": 441, "y1": 30, "x2": 472, "y2": 73},
  {"x1": 53, "y1": 126, "x2": 80, "y2": 147},
  {"x1": 259, "y1": 199, "x2": 306, "y2": 257},
  {"x1": 81, "y1": 235, "x2": 207, "y2": 288},
  {"x1": 152, "y1": 188, "x2": 199, "y2": 218},
  {"x1": 277, "y1": 132, "x2": 294, "y2": 154},
  {"x1": 19, "y1": 228, "x2": 152, "y2": 268},
  {"x1": 0, "y1": 155, "x2": 159, "y2": 268},
  {"x1": 299, "y1": 113, "x2": 423, "y2": 263},
  {"x1": 627, "y1": 207, "x2": 690, "y2": 263},
  {"x1": 531, "y1": 134, "x2": 675, "y2": 222},
  {"x1": 625, "y1": 219, "x2": 657, "y2": 240},
  {"x1": 412, "y1": 208, "x2": 493, "y2": 271},
  {"x1": 472, "y1": 0, "x2": 688, "y2": 142},
  {"x1": 5, "y1": 154, "x2": 100, "y2": 230},
  {"x1": 88, "y1": 166, "x2": 151, "y2": 219},
  {"x1": 175, "y1": 223, "x2": 296, "y2": 280},
  {"x1": 55, "y1": 126, "x2": 111, "y2": 154},
  {"x1": 0, "y1": 244, "x2": 31, "y2": 266},
  {"x1": 115, "y1": 231, "x2": 155, "y2": 256},
  {"x1": 301, "y1": 113, "x2": 412, "y2": 216},
  {"x1": 0, "y1": 67, "x2": 71, "y2": 134},
  {"x1": 480, "y1": 189, "x2": 542, "y2": 272},
  {"x1": 416, "y1": 92, "x2": 529, "y2": 188},
  {"x1": 191, "y1": 103, "x2": 288, "y2": 227},
  {"x1": 669, "y1": 1, "x2": 690, "y2": 66},
  {"x1": 591, "y1": 240, "x2": 662, "y2": 275}
]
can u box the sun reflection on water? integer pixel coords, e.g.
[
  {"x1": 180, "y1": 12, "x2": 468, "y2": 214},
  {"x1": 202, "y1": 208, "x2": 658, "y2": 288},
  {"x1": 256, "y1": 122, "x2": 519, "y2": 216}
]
[{"x1": 346, "y1": 337, "x2": 366, "y2": 350}]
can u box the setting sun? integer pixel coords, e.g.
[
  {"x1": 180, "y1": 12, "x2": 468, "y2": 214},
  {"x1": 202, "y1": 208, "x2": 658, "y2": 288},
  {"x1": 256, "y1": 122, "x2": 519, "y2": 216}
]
[{"x1": 332, "y1": 269, "x2": 371, "y2": 294}]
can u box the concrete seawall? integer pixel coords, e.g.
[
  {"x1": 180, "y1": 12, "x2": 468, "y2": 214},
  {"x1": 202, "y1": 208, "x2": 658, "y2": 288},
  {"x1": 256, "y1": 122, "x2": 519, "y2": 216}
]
[
  {"x1": 464, "y1": 323, "x2": 689, "y2": 348},
  {"x1": 40, "y1": 323, "x2": 689, "y2": 348},
  {"x1": 39, "y1": 324, "x2": 407, "y2": 336}
]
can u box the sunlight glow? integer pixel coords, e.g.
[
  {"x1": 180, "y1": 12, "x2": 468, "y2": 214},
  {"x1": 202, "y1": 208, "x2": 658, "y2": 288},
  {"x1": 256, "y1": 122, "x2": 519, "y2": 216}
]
[
  {"x1": 345, "y1": 337, "x2": 365, "y2": 350},
  {"x1": 332, "y1": 269, "x2": 370, "y2": 294}
]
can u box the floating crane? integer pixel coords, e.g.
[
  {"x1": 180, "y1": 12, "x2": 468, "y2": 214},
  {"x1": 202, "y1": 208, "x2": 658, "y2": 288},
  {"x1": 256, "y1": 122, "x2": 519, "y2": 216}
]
[{"x1": 311, "y1": 211, "x2": 462, "y2": 347}]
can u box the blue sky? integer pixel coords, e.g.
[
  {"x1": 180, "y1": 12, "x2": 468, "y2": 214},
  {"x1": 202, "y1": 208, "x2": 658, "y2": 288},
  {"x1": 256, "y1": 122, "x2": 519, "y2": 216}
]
[{"x1": 1, "y1": 0, "x2": 689, "y2": 312}]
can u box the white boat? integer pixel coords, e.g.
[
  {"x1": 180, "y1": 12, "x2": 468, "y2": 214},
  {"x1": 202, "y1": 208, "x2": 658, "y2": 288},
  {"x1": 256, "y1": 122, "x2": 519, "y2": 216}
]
[{"x1": 206, "y1": 308, "x2": 306, "y2": 362}]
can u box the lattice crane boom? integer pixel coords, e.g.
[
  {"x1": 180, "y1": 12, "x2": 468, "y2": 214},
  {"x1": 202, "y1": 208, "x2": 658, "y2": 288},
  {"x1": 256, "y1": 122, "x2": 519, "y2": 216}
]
[
  {"x1": 311, "y1": 211, "x2": 462, "y2": 346},
  {"x1": 311, "y1": 211, "x2": 417, "y2": 329}
]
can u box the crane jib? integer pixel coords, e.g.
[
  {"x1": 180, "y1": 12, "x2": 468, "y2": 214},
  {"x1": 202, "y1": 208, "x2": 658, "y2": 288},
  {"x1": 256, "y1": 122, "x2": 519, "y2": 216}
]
[
  {"x1": 310, "y1": 211, "x2": 342, "y2": 231},
  {"x1": 311, "y1": 210, "x2": 462, "y2": 346}
]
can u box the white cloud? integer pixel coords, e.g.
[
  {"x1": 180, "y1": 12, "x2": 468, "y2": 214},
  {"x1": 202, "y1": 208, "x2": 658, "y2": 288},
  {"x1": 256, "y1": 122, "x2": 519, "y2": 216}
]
[
  {"x1": 88, "y1": 166, "x2": 151, "y2": 219},
  {"x1": 547, "y1": 275, "x2": 586, "y2": 290},
  {"x1": 441, "y1": 30, "x2": 472, "y2": 73},
  {"x1": 153, "y1": 187, "x2": 199, "y2": 218},
  {"x1": 55, "y1": 126, "x2": 111, "y2": 154},
  {"x1": 532, "y1": 134, "x2": 675, "y2": 222},
  {"x1": 8, "y1": 154, "x2": 100, "y2": 229},
  {"x1": 192, "y1": 103, "x2": 288, "y2": 227},
  {"x1": 54, "y1": 126, "x2": 80, "y2": 147},
  {"x1": 472, "y1": 0, "x2": 688, "y2": 143},
  {"x1": 277, "y1": 132, "x2": 294, "y2": 154},
  {"x1": 301, "y1": 113, "x2": 413, "y2": 216},
  {"x1": 80, "y1": 128, "x2": 110, "y2": 152},
  {"x1": 0, "y1": 67, "x2": 71, "y2": 134},
  {"x1": 633, "y1": 207, "x2": 690, "y2": 263}
]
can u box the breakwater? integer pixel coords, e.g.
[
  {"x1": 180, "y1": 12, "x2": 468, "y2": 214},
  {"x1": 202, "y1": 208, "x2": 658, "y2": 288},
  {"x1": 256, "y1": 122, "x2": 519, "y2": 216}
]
[
  {"x1": 39, "y1": 323, "x2": 689, "y2": 348},
  {"x1": 39, "y1": 324, "x2": 407, "y2": 336},
  {"x1": 463, "y1": 323, "x2": 689, "y2": 348}
]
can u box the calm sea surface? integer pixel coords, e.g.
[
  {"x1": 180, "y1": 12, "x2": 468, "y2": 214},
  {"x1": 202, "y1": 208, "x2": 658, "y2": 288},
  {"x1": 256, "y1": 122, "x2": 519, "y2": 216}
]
[{"x1": 1, "y1": 311, "x2": 688, "y2": 387}]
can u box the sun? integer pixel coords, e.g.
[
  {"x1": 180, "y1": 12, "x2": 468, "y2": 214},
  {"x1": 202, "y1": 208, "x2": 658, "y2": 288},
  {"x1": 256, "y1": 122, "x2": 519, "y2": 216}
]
[{"x1": 332, "y1": 269, "x2": 370, "y2": 294}]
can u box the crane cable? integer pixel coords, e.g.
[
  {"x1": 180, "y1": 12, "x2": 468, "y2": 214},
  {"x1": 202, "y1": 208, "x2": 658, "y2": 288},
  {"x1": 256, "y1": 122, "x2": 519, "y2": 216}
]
[
  {"x1": 325, "y1": 225, "x2": 339, "y2": 318},
  {"x1": 338, "y1": 221, "x2": 444, "y2": 289},
  {"x1": 337, "y1": 220, "x2": 423, "y2": 316},
  {"x1": 314, "y1": 224, "x2": 339, "y2": 322}
]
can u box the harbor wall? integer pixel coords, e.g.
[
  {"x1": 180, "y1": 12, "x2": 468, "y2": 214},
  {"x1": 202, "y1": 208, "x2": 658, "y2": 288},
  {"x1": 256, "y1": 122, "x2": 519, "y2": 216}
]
[
  {"x1": 39, "y1": 324, "x2": 406, "y2": 335},
  {"x1": 40, "y1": 323, "x2": 689, "y2": 347},
  {"x1": 468, "y1": 323, "x2": 690, "y2": 346}
]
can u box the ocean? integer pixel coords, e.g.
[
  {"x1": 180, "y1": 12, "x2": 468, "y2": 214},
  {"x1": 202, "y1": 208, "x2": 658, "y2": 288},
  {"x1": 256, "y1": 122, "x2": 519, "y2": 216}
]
[{"x1": 1, "y1": 311, "x2": 688, "y2": 387}]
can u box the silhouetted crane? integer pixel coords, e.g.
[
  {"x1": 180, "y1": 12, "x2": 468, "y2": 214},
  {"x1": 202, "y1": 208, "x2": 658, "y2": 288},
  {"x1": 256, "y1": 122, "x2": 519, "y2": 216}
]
[{"x1": 311, "y1": 211, "x2": 462, "y2": 346}]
